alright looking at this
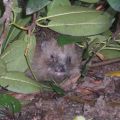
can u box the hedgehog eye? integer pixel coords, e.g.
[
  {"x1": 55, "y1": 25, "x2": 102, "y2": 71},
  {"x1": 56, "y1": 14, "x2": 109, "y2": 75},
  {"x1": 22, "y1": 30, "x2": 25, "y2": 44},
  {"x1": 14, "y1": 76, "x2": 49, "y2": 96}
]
[
  {"x1": 66, "y1": 56, "x2": 71, "y2": 64},
  {"x1": 50, "y1": 55, "x2": 57, "y2": 62},
  {"x1": 50, "y1": 55, "x2": 54, "y2": 59}
]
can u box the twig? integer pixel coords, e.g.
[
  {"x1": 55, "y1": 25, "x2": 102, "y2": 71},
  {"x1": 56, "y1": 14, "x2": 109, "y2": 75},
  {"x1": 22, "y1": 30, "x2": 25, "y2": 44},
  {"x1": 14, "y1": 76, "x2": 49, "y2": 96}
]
[
  {"x1": 89, "y1": 57, "x2": 120, "y2": 68},
  {"x1": 27, "y1": 13, "x2": 37, "y2": 35},
  {"x1": 24, "y1": 47, "x2": 38, "y2": 81},
  {"x1": 0, "y1": 0, "x2": 13, "y2": 47}
]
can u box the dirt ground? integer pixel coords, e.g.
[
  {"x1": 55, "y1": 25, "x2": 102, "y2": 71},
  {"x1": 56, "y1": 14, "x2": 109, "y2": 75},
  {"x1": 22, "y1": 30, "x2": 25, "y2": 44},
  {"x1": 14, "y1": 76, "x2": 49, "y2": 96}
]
[
  {"x1": 18, "y1": 62, "x2": 120, "y2": 120},
  {"x1": 0, "y1": 29, "x2": 120, "y2": 120}
]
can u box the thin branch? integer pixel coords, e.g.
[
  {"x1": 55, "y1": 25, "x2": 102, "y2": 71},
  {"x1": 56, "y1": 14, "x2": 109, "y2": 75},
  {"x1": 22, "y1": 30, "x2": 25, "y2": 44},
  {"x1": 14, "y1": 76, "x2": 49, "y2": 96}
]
[{"x1": 0, "y1": 0, "x2": 13, "y2": 47}]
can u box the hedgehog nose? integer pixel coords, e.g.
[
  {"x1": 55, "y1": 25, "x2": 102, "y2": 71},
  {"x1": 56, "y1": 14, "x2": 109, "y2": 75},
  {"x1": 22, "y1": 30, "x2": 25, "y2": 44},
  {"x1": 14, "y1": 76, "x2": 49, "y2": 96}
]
[{"x1": 55, "y1": 64, "x2": 66, "y2": 72}]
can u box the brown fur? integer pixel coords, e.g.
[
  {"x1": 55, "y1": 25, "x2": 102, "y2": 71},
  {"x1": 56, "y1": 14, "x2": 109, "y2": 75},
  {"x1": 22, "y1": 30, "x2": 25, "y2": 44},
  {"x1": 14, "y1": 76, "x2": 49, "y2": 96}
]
[{"x1": 27, "y1": 29, "x2": 82, "y2": 83}]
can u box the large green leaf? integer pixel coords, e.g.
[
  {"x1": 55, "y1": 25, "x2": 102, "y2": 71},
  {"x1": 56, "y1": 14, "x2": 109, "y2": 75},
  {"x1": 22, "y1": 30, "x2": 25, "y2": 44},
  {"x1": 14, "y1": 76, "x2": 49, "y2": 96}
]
[
  {"x1": 26, "y1": 0, "x2": 51, "y2": 15},
  {"x1": 0, "y1": 72, "x2": 45, "y2": 93},
  {"x1": 1, "y1": 34, "x2": 36, "y2": 72},
  {"x1": 100, "y1": 49, "x2": 120, "y2": 59},
  {"x1": 46, "y1": 6, "x2": 113, "y2": 36},
  {"x1": 107, "y1": 0, "x2": 120, "y2": 12},
  {"x1": 80, "y1": 0, "x2": 99, "y2": 3},
  {"x1": 48, "y1": 0, "x2": 71, "y2": 11},
  {"x1": 0, "y1": 59, "x2": 6, "y2": 76},
  {"x1": 0, "y1": 94, "x2": 21, "y2": 113},
  {"x1": 12, "y1": 0, "x2": 22, "y2": 13}
]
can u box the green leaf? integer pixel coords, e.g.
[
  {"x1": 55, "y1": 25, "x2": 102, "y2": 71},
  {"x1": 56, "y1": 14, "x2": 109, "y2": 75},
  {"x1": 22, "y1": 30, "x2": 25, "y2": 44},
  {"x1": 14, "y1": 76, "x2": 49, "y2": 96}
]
[
  {"x1": 57, "y1": 35, "x2": 87, "y2": 46},
  {"x1": 1, "y1": 34, "x2": 36, "y2": 72},
  {"x1": 0, "y1": 72, "x2": 45, "y2": 93},
  {"x1": 88, "y1": 35, "x2": 108, "y2": 43},
  {"x1": 49, "y1": 82, "x2": 65, "y2": 95},
  {"x1": 80, "y1": 0, "x2": 99, "y2": 3},
  {"x1": 100, "y1": 49, "x2": 120, "y2": 59},
  {"x1": 24, "y1": 34, "x2": 36, "y2": 62},
  {"x1": 2, "y1": 14, "x2": 31, "y2": 52},
  {"x1": 46, "y1": 6, "x2": 113, "y2": 36},
  {"x1": 0, "y1": 94, "x2": 21, "y2": 113},
  {"x1": 107, "y1": 0, "x2": 120, "y2": 12},
  {"x1": 9, "y1": 14, "x2": 31, "y2": 42},
  {"x1": 0, "y1": 59, "x2": 6, "y2": 76},
  {"x1": 12, "y1": 0, "x2": 22, "y2": 13},
  {"x1": 48, "y1": 0, "x2": 71, "y2": 11},
  {"x1": 26, "y1": 0, "x2": 51, "y2": 15}
]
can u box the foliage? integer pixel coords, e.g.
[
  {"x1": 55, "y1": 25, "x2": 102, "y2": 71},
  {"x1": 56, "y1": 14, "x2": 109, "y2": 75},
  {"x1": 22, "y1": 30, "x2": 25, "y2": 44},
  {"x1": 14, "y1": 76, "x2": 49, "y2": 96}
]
[
  {"x1": 107, "y1": 0, "x2": 120, "y2": 12},
  {"x1": 0, "y1": 94, "x2": 21, "y2": 118},
  {"x1": 47, "y1": 7, "x2": 112, "y2": 36},
  {"x1": 36, "y1": 0, "x2": 120, "y2": 60},
  {"x1": 49, "y1": 81, "x2": 65, "y2": 96},
  {"x1": 26, "y1": 0, "x2": 51, "y2": 15},
  {"x1": 0, "y1": 0, "x2": 120, "y2": 95},
  {"x1": 0, "y1": 72, "x2": 47, "y2": 93}
]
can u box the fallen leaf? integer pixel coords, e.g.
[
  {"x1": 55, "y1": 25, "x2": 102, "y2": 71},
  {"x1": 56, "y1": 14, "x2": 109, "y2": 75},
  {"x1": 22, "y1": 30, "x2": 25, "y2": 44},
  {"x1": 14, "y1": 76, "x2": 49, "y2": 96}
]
[{"x1": 105, "y1": 71, "x2": 120, "y2": 77}]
